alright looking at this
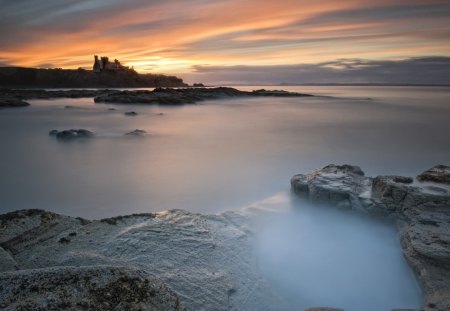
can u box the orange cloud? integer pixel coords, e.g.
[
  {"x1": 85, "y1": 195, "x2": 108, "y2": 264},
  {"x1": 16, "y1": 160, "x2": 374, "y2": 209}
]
[{"x1": 0, "y1": 0, "x2": 449, "y2": 75}]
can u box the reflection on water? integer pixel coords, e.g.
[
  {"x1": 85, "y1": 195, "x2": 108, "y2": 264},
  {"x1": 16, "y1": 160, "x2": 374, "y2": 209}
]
[
  {"x1": 0, "y1": 86, "x2": 449, "y2": 218},
  {"x1": 253, "y1": 192, "x2": 422, "y2": 311}
]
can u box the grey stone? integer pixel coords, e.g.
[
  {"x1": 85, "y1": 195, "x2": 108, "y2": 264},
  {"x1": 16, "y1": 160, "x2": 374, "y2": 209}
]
[
  {"x1": 49, "y1": 129, "x2": 94, "y2": 140},
  {"x1": 0, "y1": 266, "x2": 184, "y2": 310},
  {"x1": 291, "y1": 164, "x2": 450, "y2": 310}
]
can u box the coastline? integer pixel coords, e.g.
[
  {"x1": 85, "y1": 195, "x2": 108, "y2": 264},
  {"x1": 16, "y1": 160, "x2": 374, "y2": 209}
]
[{"x1": 1, "y1": 164, "x2": 448, "y2": 310}]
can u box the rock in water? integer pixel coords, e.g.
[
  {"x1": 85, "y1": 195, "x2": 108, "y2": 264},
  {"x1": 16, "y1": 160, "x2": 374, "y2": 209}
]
[
  {"x1": 124, "y1": 111, "x2": 138, "y2": 116},
  {"x1": 291, "y1": 164, "x2": 450, "y2": 310},
  {"x1": 417, "y1": 164, "x2": 450, "y2": 184},
  {"x1": 93, "y1": 87, "x2": 313, "y2": 105},
  {"x1": 49, "y1": 129, "x2": 94, "y2": 140},
  {"x1": 0, "y1": 97, "x2": 30, "y2": 108}
]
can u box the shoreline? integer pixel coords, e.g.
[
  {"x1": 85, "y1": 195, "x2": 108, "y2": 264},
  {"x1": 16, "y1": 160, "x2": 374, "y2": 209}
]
[{"x1": 1, "y1": 164, "x2": 448, "y2": 310}]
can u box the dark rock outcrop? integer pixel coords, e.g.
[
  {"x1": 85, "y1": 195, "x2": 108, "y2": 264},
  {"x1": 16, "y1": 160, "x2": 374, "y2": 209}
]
[
  {"x1": 49, "y1": 129, "x2": 94, "y2": 140},
  {"x1": 124, "y1": 111, "x2": 138, "y2": 116},
  {"x1": 126, "y1": 129, "x2": 147, "y2": 136},
  {"x1": 291, "y1": 164, "x2": 450, "y2": 311},
  {"x1": 0, "y1": 87, "x2": 314, "y2": 108},
  {"x1": 0, "y1": 96, "x2": 29, "y2": 108},
  {"x1": 417, "y1": 165, "x2": 450, "y2": 184},
  {"x1": 94, "y1": 87, "x2": 313, "y2": 105}
]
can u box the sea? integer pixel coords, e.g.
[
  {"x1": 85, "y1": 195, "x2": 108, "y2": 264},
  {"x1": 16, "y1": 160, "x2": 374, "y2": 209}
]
[{"x1": 2, "y1": 85, "x2": 449, "y2": 310}]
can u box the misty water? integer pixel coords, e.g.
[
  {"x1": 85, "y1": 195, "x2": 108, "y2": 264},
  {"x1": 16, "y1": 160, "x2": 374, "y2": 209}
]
[
  {"x1": 253, "y1": 192, "x2": 422, "y2": 311},
  {"x1": 1, "y1": 85, "x2": 449, "y2": 309}
]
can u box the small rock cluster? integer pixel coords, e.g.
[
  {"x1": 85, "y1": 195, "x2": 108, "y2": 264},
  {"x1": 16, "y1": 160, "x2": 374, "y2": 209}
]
[{"x1": 49, "y1": 129, "x2": 94, "y2": 140}]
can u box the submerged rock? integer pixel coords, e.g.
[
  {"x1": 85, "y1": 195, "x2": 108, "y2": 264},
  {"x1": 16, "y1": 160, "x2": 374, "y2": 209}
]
[
  {"x1": 125, "y1": 129, "x2": 147, "y2": 136},
  {"x1": 49, "y1": 129, "x2": 94, "y2": 140},
  {"x1": 291, "y1": 164, "x2": 450, "y2": 310},
  {"x1": 0, "y1": 97, "x2": 29, "y2": 108},
  {"x1": 417, "y1": 165, "x2": 450, "y2": 184},
  {"x1": 124, "y1": 111, "x2": 138, "y2": 116}
]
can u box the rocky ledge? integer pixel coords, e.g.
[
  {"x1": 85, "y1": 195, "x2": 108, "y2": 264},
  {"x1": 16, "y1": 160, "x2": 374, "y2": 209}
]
[
  {"x1": 93, "y1": 87, "x2": 314, "y2": 105},
  {"x1": 0, "y1": 96, "x2": 29, "y2": 108},
  {"x1": 291, "y1": 164, "x2": 450, "y2": 311},
  {"x1": 0, "y1": 208, "x2": 287, "y2": 310},
  {"x1": 49, "y1": 129, "x2": 94, "y2": 140},
  {"x1": 0, "y1": 87, "x2": 313, "y2": 108}
]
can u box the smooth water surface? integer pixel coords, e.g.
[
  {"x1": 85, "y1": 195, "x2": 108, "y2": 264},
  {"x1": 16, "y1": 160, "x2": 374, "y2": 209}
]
[
  {"x1": 0, "y1": 85, "x2": 448, "y2": 218},
  {"x1": 1, "y1": 85, "x2": 444, "y2": 309},
  {"x1": 254, "y1": 192, "x2": 422, "y2": 311}
]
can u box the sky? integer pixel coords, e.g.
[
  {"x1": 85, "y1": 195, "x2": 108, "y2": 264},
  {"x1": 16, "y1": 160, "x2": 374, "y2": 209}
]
[{"x1": 1, "y1": 0, "x2": 450, "y2": 84}]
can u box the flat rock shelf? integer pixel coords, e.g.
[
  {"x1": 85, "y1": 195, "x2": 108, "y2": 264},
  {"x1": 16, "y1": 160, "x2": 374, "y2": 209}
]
[{"x1": 0, "y1": 87, "x2": 314, "y2": 108}]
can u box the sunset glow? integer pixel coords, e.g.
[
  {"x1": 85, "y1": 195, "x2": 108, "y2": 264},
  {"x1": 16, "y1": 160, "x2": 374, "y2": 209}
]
[{"x1": 1, "y1": 0, "x2": 450, "y2": 82}]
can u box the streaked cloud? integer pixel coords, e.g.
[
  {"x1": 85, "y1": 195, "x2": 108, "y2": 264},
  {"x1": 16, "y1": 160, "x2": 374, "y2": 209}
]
[
  {"x1": 185, "y1": 57, "x2": 450, "y2": 85},
  {"x1": 0, "y1": 0, "x2": 449, "y2": 83}
]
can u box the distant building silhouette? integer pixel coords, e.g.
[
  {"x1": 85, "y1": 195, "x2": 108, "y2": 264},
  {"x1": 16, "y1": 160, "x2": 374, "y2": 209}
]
[{"x1": 93, "y1": 55, "x2": 132, "y2": 72}]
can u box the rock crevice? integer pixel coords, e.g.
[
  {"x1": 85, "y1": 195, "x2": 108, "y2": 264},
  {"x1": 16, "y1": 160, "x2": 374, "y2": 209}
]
[{"x1": 291, "y1": 164, "x2": 450, "y2": 311}]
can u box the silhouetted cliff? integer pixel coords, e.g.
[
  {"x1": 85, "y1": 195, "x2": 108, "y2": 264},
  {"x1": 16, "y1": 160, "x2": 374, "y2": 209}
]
[{"x1": 0, "y1": 67, "x2": 187, "y2": 88}]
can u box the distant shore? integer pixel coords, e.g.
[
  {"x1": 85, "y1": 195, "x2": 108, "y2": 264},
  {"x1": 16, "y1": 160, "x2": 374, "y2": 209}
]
[
  {"x1": 0, "y1": 66, "x2": 187, "y2": 88},
  {"x1": 1, "y1": 164, "x2": 449, "y2": 310}
]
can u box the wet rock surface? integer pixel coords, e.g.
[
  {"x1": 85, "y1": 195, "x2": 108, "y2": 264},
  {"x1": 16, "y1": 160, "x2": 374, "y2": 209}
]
[
  {"x1": 124, "y1": 111, "x2": 138, "y2": 116},
  {"x1": 1, "y1": 164, "x2": 442, "y2": 310},
  {"x1": 49, "y1": 129, "x2": 94, "y2": 140},
  {"x1": 0, "y1": 88, "x2": 114, "y2": 100},
  {"x1": 126, "y1": 129, "x2": 147, "y2": 136},
  {"x1": 93, "y1": 87, "x2": 314, "y2": 105},
  {"x1": 0, "y1": 266, "x2": 183, "y2": 311},
  {"x1": 0, "y1": 87, "x2": 314, "y2": 108},
  {"x1": 291, "y1": 164, "x2": 450, "y2": 311},
  {"x1": 417, "y1": 165, "x2": 450, "y2": 185},
  {"x1": 0, "y1": 208, "x2": 288, "y2": 310},
  {"x1": 0, "y1": 96, "x2": 29, "y2": 108}
]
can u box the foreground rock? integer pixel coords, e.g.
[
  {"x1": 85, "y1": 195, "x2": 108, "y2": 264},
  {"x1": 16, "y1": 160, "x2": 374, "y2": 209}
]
[
  {"x1": 0, "y1": 266, "x2": 183, "y2": 310},
  {"x1": 417, "y1": 165, "x2": 450, "y2": 184},
  {"x1": 291, "y1": 164, "x2": 450, "y2": 311},
  {"x1": 0, "y1": 209, "x2": 288, "y2": 310},
  {"x1": 49, "y1": 129, "x2": 94, "y2": 140},
  {"x1": 93, "y1": 87, "x2": 314, "y2": 105}
]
